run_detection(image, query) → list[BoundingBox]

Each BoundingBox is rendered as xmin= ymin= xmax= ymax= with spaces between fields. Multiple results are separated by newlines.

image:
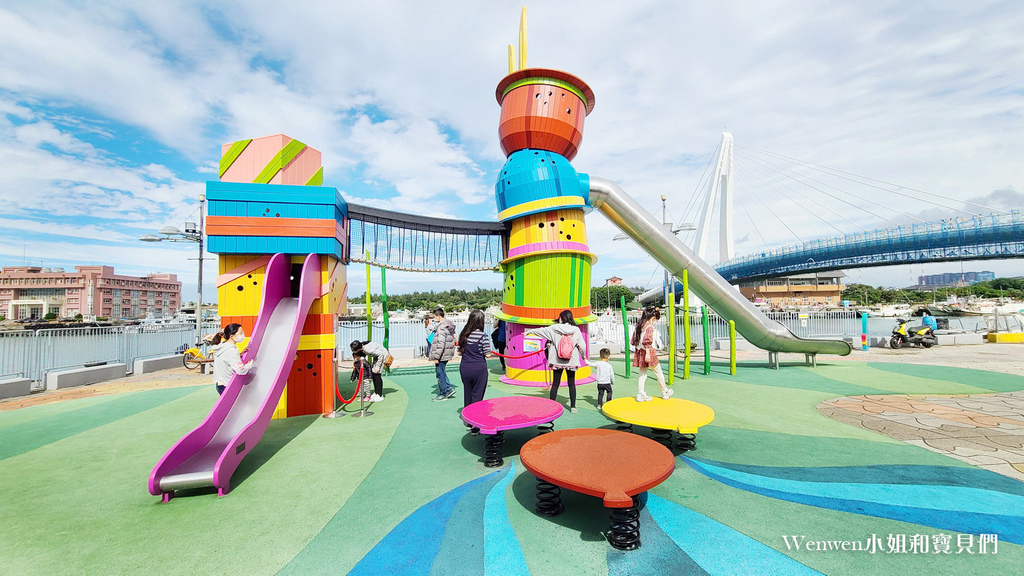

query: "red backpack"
xmin=556 ymin=333 xmax=575 ymax=360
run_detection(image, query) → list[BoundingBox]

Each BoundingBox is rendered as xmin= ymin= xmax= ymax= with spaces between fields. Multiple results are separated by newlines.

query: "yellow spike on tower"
xmin=508 ymin=44 xmax=516 ymax=74
xmin=518 ymin=7 xmax=528 ymax=70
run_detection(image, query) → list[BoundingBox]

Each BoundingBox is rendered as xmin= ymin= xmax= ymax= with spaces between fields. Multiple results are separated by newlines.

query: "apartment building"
xmin=0 ymin=265 xmax=180 ymax=320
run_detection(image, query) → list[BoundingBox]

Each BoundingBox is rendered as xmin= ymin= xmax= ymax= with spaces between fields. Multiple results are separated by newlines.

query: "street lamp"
xmin=612 ymin=195 xmax=696 ymax=305
xmin=140 ymin=194 xmax=206 ymax=358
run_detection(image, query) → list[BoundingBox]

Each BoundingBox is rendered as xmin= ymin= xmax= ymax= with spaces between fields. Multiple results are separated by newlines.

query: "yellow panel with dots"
xmin=217 ymin=254 xmax=266 ymax=318
xmin=508 ymin=208 xmax=587 ymax=249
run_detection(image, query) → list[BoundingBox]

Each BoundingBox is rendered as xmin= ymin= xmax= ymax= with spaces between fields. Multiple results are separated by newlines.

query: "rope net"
xmin=347 ymin=203 xmax=507 ymax=272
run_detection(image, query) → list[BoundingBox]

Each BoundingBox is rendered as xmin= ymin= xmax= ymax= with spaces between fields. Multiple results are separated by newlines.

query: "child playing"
xmin=631 ymin=306 xmax=672 ymax=402
xmin=592 ymin=348 xmax=615 ymax=409
xmin=350 ymin=357 xmax=373 ymax=402
xmin=349 ymin=340 xmax=393 ymax=402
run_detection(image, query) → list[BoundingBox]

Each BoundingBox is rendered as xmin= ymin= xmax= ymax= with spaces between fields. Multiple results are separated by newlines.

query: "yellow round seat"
xmin=602 ymin=397 xmax=715 ymax=434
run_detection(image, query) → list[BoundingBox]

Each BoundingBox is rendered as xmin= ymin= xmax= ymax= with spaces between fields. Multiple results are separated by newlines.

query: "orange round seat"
xmin=519 ymin=428 xmax=674 ymax=507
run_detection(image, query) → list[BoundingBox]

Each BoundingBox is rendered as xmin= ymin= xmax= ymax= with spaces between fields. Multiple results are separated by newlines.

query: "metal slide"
xmin=149 ymin=253 xmax=321 ymax=501
xmin=588 ymin=177 xmax=852 ymax=357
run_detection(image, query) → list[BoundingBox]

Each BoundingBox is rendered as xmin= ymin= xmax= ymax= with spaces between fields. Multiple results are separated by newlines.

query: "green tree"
xmin=590 ymin=285 xmax=637 ymax=311
xmin=44 ymin=312 xmax=58 ymax=320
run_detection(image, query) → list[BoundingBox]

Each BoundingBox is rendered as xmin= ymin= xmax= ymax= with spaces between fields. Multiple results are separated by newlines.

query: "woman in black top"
xmin=457 ymin=309 xmax=492 ymax=407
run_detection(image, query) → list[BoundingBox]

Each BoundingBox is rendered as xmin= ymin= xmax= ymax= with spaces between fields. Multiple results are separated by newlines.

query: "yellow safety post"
xmin=729 ymin=320 xmax=737 ymax=375
xmin=668 ymin=281 xmax=676 ymax=384
xmin=365 ymin=251 xmax=372 ymax=342
xmin=683 ymin=270 xmax=691 ymax=380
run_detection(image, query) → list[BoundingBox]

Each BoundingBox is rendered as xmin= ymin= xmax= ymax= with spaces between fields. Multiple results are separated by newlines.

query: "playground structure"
xmin=149 ymin=8 xmax=851 ymax=499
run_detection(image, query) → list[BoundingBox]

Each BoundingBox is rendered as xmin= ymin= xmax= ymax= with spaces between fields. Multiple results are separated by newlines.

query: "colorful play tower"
xmin=495 ymin=9 xmax=596 ymax=387
xmin=207 ymin=134 xmax=349 ymax=418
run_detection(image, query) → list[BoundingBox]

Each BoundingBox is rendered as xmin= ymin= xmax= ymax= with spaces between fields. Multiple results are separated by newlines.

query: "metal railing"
xmin=0 ymin=322 xmax=220 ymax=385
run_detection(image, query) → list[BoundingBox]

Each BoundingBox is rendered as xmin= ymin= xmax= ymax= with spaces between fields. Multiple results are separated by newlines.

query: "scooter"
xmin=890 ymin=318 xmax=937 ymax=349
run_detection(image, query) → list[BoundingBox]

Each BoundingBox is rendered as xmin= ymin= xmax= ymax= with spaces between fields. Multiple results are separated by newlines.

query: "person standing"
xmin=491 ymin=318 xmax=507 ymax=369
xmin=428 ymin=307 xmax=457 ymax=401
xmin=209 ymin=323 xmax=254 ymax=396
xmin=526 ymin=310 xmax=586 ymax=413
xmin=592 ymin=348 xmax=615 ymax=409
xmin=458 ymin=309 xmax=492 ymax=408
xmin=349 ymin=339 xmax=392 ymax=402
xmin=631 ymin=307 xmax=672 ymax=402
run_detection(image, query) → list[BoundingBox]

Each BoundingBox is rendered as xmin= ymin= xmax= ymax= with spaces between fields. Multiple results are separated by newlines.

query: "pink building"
xmin=0 ymin=266 xmax=180 ymax=320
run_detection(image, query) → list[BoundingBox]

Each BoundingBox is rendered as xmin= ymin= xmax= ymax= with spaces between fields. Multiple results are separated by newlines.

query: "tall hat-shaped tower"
xmin=495 ymin=9 xmax=597 ymax=386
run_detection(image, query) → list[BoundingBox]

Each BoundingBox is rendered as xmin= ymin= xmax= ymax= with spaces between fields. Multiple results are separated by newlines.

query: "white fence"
xmin=587 ymin=310 xmax=859 ymax=349
xmin=339 ymin=311 xmax=861 ymax=356
xmin=0 ymin=323 xmax=220 ymax=385
xmin=0 ymin=313 xmax=862 ymax=387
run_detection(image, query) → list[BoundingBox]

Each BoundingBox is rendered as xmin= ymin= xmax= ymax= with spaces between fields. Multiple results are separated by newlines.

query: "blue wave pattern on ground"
xmin=350 ymin=465 xmax=528 ymax=575
xmin=645 ymin=494 xmax=822 ymax=575
xmin=683 ymin=457 xmax=1024 ymax=545
xmin=483 ymin=462 xmax=530 ymax=576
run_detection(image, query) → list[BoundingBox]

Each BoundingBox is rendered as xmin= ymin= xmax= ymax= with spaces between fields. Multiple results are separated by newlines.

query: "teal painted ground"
xmin=0 ymin=359 xmax=1021 ymax=575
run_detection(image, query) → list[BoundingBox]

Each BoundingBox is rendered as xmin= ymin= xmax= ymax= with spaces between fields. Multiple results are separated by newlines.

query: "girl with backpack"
xmin=525 ymin=310 xmax=586 ymax=413
xmin=631 ymin=307 xmax=672 ymax=402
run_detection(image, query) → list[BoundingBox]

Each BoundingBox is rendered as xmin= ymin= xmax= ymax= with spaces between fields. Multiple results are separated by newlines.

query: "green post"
xmin=668 ymin=281 xmax=676 ymax=385
xmin=729 ymin=320 xmax=737 ymax=375
xmin=365 ymin=252 xmax=372 ymax=342
xmin=701 ymin=305 xmax=710 ymax=375
xmin=683 ymin=270 xmax=690 ymax=380
xmin=620 ymin=295 xmax=630 ymax=378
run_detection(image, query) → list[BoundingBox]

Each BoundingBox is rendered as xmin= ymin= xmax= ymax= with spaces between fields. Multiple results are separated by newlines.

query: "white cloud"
xmin=1 ymin=0 xmax=1022 ymax=295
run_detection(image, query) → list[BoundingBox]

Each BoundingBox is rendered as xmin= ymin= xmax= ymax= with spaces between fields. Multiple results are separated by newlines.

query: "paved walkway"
xmin=819 ymin=392 xmax=1024 ymax=481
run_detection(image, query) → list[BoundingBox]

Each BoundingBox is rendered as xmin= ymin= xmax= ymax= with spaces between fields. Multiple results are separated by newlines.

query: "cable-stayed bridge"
xmin=636 ymin=132 xmax=1024 ymax=303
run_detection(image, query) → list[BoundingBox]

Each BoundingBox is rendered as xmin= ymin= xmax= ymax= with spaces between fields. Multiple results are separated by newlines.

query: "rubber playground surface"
xmin=1 ymin=358 xmax=1022 ymax=575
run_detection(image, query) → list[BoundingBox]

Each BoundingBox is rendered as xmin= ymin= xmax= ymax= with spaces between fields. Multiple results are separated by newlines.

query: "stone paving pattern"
xmin=819 ymin=392 xmax=1024 ymax=481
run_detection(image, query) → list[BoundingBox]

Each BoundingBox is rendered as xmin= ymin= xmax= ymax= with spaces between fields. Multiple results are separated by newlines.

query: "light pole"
xmin=612 ymin=195 xmax=695 ymax=306
xmin=140 ymin=194 xmax=206 ymax=359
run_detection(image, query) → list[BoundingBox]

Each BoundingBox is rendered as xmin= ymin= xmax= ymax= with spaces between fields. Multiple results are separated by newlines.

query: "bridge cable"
xmin=736 ymin=143 xmax=1006 ymax=215
xmin=733 ymin=149 xmax=917 ymax=226
xmin=733 ymin=163 xmax=841 ymax=239
xmin=674 ymin=141 xmax=721 ymax=231
xmin=739 ymin=199 xmax=771 ymax=249
xmin=733 ymin=151 xmax=867 ymax=233
xmin=733 ymin=170 xmax=802 ymax=244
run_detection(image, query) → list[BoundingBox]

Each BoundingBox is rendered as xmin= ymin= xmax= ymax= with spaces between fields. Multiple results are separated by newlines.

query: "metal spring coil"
xmin=608 ymin=496 xmax=642 ymax=550
xmin=535 ymin=479 xmax=564 ymax=516
xmin=650 ymin=428 xmax=673 ymax=449
xmin=484 ymin=431 xmax=504 ymax=468
xmin=615 ymin=420 xmax=634 ymax=432
xmin=536 ymin=421 xmax=555 ymax=435
xmin=678 ymin=433 xmax=696 ymax=452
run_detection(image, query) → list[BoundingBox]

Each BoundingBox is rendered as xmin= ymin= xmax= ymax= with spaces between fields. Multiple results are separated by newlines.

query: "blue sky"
xmin=1 ymin=1 xmax=1022 ymax=305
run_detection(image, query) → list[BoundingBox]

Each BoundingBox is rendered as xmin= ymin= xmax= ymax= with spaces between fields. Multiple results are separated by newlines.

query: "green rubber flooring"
xmin=0 ymin=359 xmax=1020 ymax=575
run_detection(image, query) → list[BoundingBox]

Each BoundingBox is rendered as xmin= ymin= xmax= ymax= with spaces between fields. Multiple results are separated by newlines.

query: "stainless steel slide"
xmin=588 ymin=176 xmax=852 ymax=356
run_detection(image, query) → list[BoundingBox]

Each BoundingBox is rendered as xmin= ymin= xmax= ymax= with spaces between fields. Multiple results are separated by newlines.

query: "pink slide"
xmin=148 ymin=253 xmax=320 ymax=501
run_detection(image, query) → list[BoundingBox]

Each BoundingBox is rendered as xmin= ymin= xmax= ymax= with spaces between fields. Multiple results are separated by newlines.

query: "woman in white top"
xmin=209 ymin=323 xmax=254 ymax=395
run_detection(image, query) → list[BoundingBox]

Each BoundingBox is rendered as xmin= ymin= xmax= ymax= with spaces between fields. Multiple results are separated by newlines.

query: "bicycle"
xmin=181 ymin=347 xmax=214 ymax=370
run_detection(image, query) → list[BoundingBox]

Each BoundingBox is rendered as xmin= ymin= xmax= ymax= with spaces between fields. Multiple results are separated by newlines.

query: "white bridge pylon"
xmin=694 ymin=132 xmax=735 ymax=263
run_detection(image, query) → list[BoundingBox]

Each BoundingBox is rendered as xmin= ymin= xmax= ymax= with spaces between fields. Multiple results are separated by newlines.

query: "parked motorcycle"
xmin=890 ymin=318 xmax=937 ymax=349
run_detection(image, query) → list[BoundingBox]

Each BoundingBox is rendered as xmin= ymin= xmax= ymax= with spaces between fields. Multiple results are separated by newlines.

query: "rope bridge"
xmin=347 ymin=204 xmax=508 ymax=272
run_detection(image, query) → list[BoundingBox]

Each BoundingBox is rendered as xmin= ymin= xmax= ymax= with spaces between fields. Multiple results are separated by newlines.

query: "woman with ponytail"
xmin=209 ymin=323 xmax=254 ymax=395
